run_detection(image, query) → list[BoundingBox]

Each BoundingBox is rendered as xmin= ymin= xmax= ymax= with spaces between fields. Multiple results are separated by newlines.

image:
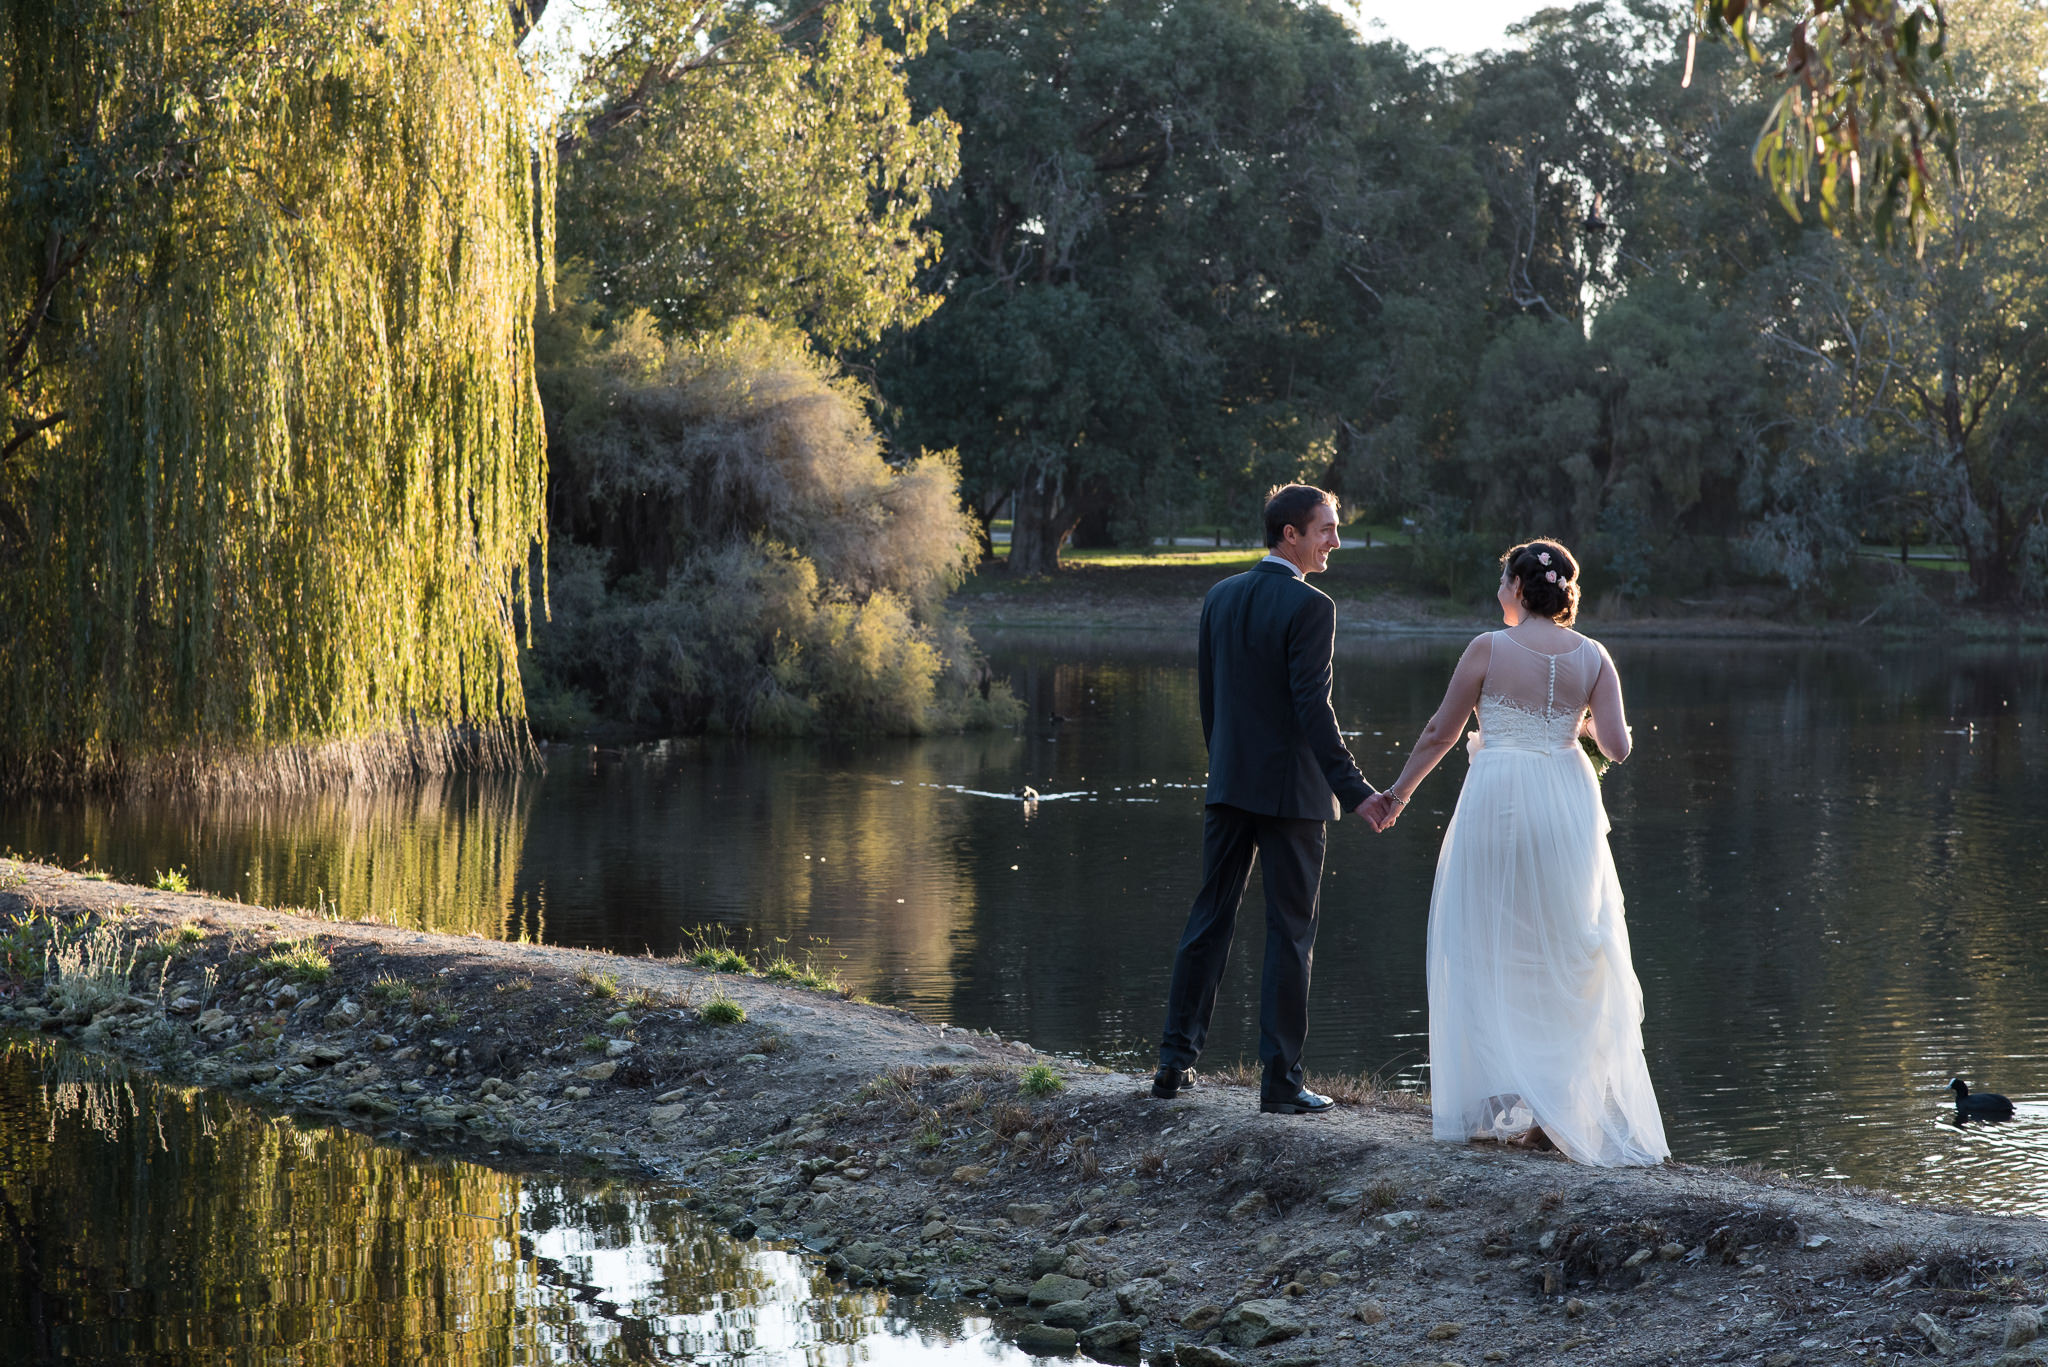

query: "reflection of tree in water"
xmin=0 ymin=775 xmax=537 ymax=939
xmin=0 ymin=1042 xmax=972 ymax=1364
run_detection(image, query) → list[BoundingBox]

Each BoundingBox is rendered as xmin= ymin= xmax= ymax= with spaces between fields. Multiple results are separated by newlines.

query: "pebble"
xmin=1007 ymin=1202 xmax=1058 ymax=1226
xmin=1173 ymin=1345 xmax=1242 ymax=1367
xmin=1226 ymin=1191 xmax=1268 ymax=1222
xmin=2010 ymin=1308 xmax=2044 ymax=1349
xmin=578 ymin=1061 xmax=618 ymax=1082
xmin=1042 ymin=1299 xmax=1093 ymax=1329
xmin=1351 ymin=1298 xmax=1388 ymax=1325
xmin=1377 ymin=1210 xmax=1419 ymax=1229
xmin=1080 ymin=1321 xmax=1142 ymax=1353
xmin=1181 ymin=1304 xmax=1225 ymax=1332
xmin=1117 ymin=1277 xmax=1167 ymax=1318
xmin=648 ymin=1104 xmax=689 ymax=1129
xmin=1914 ymin=1312 xmax=1958 ymax=1356
xmin=951 ymin=1165 xmax=990 ymax=1184
xmin=1656 ymin=1242 xmax=1685 ymax=1260
xmin=605 ymin=1039 xmax=635 ymax=1058
xmin=1564 ymin=1298 xmax=1588 ymax=1320
xmin=1425 ymin=1322 xmax=1462 ymax=1341
xmin=1027 ymin=1273 xmax=1094 ymax=1307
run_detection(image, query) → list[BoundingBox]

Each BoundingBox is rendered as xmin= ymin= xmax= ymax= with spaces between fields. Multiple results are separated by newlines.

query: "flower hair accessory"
xmin=1545 ymin=570 xmax=1558 ymax=583
xmin=1537 ymin=551 xmax=1552 ymax=566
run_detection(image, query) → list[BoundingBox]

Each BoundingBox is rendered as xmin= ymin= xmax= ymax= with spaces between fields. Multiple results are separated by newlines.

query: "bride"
xmin=1368 ymin=539 xmax=1667 ymax=1166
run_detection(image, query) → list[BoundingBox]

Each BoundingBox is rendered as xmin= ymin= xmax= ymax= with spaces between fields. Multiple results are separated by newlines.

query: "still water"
xmin=4 ymin=630 xmax=2046 ymax=1210
xmin=0 ymin=1039 xmax=1026 ymax=1365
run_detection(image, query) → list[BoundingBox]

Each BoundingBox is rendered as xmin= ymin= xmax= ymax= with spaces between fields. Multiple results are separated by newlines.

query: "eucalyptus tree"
xmin=879 ymin=0 xmax=1488 ymax=574
xmin=0 ymin=0 xmax=553 ymax=789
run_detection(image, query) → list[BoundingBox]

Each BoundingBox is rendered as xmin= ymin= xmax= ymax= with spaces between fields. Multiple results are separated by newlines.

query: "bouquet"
xmin=1578 ymin=732 xmax=1611 ymax=779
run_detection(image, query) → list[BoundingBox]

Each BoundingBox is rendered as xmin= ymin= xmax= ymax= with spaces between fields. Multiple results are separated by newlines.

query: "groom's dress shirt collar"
xmin=1258 ymin=553 xmax=1305 ymax=579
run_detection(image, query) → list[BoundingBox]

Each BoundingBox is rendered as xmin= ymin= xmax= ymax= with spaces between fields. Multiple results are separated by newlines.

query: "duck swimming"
xmin=1948 ymin=1077 xmax=2015 ymax=1121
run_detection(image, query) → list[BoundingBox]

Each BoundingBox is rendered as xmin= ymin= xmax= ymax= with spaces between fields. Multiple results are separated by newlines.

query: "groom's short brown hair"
xmin=1263 ymin=484 xmax=1339 ymax=548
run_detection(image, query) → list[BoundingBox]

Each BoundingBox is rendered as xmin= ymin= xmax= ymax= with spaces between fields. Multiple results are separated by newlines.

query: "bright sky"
xmin=1343 ymin=0 xmax=1566 ymax=56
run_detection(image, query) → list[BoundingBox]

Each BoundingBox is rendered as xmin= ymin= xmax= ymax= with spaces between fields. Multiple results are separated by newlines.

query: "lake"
xmin=0 ymin=1038 xmax=1030 ymax=1365
xmin=4 ymin=629 xmax=2046 ymax=1211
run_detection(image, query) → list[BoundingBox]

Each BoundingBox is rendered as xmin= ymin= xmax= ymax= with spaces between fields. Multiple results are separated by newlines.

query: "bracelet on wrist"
xmin=1386 ymin=791 xmax=1409 ymax=806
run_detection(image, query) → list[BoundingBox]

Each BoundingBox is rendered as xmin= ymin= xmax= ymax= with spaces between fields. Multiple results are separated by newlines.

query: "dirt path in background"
xmin=4 ymin=859 xmax=2045 ymax=1367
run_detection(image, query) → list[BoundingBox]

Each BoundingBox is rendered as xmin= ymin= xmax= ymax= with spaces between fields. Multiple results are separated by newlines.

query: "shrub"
xmin=699 ymin=993 xmax=746 ymax=1025
xmin=1018 ymin=1063 xmax=1064 ymax=1097
xmin=527 ymin=314 xmax=1018 ymax=737
xmin=152 ymin=867 xmax=190 ymax=893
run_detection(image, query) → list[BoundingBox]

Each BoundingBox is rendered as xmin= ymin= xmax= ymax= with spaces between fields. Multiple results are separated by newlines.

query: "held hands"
xmin=1358 ymin=791 xmax=1403 ymax=833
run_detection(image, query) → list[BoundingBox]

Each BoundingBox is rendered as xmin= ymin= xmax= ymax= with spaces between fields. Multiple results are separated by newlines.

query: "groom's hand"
xmin=1357 ymin=793 xmax=1396 ymax=832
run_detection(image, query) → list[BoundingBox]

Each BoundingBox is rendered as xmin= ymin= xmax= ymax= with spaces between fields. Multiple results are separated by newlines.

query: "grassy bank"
xmin=953 ymin=547 xmax=2048 ymax=641
xmin=3 ymin=860 xmax=2046 ymax=1367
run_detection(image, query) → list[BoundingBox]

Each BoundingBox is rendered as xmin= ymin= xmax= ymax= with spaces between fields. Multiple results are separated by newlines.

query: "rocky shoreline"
xmin=4 ymin=858 xmax=2046 ymax=1367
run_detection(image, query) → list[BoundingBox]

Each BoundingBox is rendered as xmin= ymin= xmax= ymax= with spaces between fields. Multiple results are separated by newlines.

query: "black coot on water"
xmin=1948 ymin=1077 xmax=2015 ymax=1121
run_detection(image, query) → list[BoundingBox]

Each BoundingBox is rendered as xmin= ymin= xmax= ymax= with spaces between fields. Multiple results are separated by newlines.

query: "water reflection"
xmin=0 ymin=1040 xmax=1026 ymax=1365
xmin=3 ymin=632 xmax=2047 ymax=1210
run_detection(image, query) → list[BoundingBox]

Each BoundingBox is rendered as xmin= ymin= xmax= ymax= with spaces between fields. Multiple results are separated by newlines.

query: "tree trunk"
xmin=1007 ymin=468 xmax=1079 ymax=576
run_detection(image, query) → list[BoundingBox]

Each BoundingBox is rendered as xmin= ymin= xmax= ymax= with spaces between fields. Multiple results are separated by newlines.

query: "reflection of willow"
xmin=0 ymin=1041 xmax=968 ymax=1365
xmin=9 ymin=774 xmax=539 ymax=940
xmin=0 ymin=1039 xmax=548 ymax=1364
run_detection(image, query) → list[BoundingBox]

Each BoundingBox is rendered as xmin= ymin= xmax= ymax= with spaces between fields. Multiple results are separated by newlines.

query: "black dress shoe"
xmin=1259 ymin=1087 xmax=1334 ymax=1115
xmin=1152 ymin=1066 xmax=1197 ymax=1099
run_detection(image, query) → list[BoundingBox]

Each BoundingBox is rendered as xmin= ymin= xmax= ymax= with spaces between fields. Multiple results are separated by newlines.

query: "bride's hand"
xmin=1465 ymin=728 xmax=1484 ymax=758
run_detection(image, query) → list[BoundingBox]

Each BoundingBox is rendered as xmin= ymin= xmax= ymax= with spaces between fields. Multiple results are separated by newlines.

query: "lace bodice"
xmin=1475 ymin=631 xmax=1598 ymax=753
xmin=1476 ymin=694 xmax=1584 ymax=751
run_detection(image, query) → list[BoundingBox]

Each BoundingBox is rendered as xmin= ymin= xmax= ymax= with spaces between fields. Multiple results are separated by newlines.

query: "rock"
xmin=1028 ymin=1274 xmax=1095 ymax=1307
xmin=1016 ymin=1325 xmax=1079 ymax=1354
xmin=1377 ymin=1210 xmax=1418 ymax=1229
xmin=648 ymin=1104 xmax=690 ymax=1129
xmin=1008 ymin=1202 xmax=1059 ymax=1227
xmin=562 ymin=1085 xmax=591 ymax=1100
xmin=166 ymin=995 xmax=201 ymax=1016
xmin=1225 ymin=1190 xmax=1268 ymax=1223
xmin=1173 ymin=1345 xmax=1242 ymax=1367
xmin=1564 ymin=1298 xmax=1588 ymax=1320
xmin=2010 ymin=1309 xmax=2044 ymax=1349
xmin=951 ymin=1165 xmax=990 ymax=1184
xmin=1763 ymin=1354 xmax=1797 ymax=1367
xmin=1914 ymin=1312 xmax=1957 ymax=1356
xmin=736 ymin=1052 xmax=768 ymax=1064
xmin=275 ymin=983 xmax=301 ymax=1004
xmin=1656 ymin=1242 xmax=1685 ymax=1261
xmin=1425 ymin=1322 xmax=1462 ymax=1341
xmin=370 ymin=1033 xmax=397 ymax=1050
xmin=1350 ymin=1298 xmax=1387 ymax=1325
xmin=578 ymin=1061 xmax=618 ymax=1082
xmin=1219 ymin=1299 xmax=1304 ymax=1349
xmin=888 ymin=1271 xmax=927 ymax=1295
xmin=1043 ymin=1299 xmax=1094 ymax=1329
xmin=1081 ymin=1321 xmax=1143 ymax=1353
xmin=920 ymin=1220 xmax=948 ymax=1241
xmin=1029 ymin=1248 xmax=1070 ymax=1277
xmin=729 ymin=1218 xmax=758 ymax=1240
xmin=605 ymin=1039 xmax=635 ymax=1058
xmin=240 ymin=1064 xmax=280 ymax=1084
xmin=990 ymin=1281 xmax=1032 ymax=1304
xmin=306 ymin=1044 xmax=346 ymax=1065
xmin=195 ymin=1008 xmax=233 ymax=1035
xmin=323 ymin=998 xmax=361 ymax=1029
xmin=1181 ymin=1304 xmax=1224 ymax=1333
xmin=344 ymin=1091 xmax=400 ymax=1118
xmin=1623 ymin=1248 xmax=1653 ymax=1268
xmin=654 ymin=1087 xmax=691 ymax=1103
xmin=1117 ymin=1277 xmax=1167 ymax=1318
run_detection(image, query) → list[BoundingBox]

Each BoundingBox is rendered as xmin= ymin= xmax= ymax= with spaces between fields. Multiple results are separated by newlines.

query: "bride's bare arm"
xmin=1585 ymin=643 xmax=1631 ymax=762
xmin=1385 ymin=635 xmax=1491 ymax=804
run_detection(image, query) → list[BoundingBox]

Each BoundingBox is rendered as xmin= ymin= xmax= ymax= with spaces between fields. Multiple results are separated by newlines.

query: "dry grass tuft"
xmin=1135 ymin=1150 xmax=1166 ymax=1179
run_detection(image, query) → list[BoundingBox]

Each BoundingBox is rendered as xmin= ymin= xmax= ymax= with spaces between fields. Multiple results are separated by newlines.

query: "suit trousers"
xmin=1158 ymin=802 xmax=1327 ymax=1098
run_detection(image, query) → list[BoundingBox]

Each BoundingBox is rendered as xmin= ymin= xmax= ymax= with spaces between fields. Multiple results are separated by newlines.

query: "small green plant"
xmin=761 ymin=954 xmax=844 ymax=993
xmin=579 ymin=968 xmax=620 ymax=1000
xmin=700 ymin=993 xmax=746 ymax=1026
xmin=623 ymin=986 xmax=660 ymax=1010
xmin=692 ymin=944 xmax=751 ymax=974
xmin=1363 ymin=1178 xmax=1403 ymax=1212
xmin=151 ymin=867 xmax=190 ymax=893
xmin=916 ymin=1111 xmax=946 ymax=1151
xmin=47 ymin=924 xmax=137 ymax=1017
xmin=79 ymin=869 xmax=111 ymax=882
xmin=581 ymin=1034 xmax=606 ymax=1052
xmin=369 ymin=976 xmax=411 ymax=1005
xmin=0 ymin=909 xmax=59 ymax=984
xmin=1018 ymin=1063 xmax=1064 ymax=1098
xmin=496 ymin=975 xmax=534 ymax=994
xmin=256 ymin=938 xmax=331 ymax=986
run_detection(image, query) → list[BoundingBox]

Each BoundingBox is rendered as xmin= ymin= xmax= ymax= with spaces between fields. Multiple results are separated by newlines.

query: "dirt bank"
xmin=3 ymin=859 xmax=2045 ymax=1367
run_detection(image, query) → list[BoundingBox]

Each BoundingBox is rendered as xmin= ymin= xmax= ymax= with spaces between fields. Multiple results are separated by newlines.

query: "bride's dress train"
xmin=1426 ymin=634 xmax=1667 ymax=1167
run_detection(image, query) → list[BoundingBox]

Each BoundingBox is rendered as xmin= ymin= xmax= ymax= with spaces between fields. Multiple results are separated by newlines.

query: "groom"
xmin=1153 ymin=485 xmax=1393 ymax=1114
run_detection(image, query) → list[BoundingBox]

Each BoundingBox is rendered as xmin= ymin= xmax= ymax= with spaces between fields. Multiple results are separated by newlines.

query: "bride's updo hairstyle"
xmin=1502 ymin=539 xmax=1581 ymax=626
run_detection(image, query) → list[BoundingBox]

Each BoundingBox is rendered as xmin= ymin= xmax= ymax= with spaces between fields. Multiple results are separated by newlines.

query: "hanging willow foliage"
xmin=0 ymin=0 xmax=553 ymax=791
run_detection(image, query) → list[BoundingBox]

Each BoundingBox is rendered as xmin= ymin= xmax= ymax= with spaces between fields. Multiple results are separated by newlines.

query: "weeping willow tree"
xmin=0 ymin=0 xmax=553 ymax=791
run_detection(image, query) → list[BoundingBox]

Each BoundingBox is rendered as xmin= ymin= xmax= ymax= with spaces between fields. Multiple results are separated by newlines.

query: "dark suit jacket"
xmin=1199 ymin=560 xmax=1372 ymax=821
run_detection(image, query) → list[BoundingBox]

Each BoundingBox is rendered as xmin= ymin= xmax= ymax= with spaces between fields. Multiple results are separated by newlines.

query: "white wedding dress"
xmin=1425 ymin=631 xmax=1668 ymax=1166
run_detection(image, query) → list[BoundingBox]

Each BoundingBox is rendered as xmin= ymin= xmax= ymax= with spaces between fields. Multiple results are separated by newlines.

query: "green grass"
xmin=1018 ymin=1063 xmax=1064 ymax=1097
xmin=760 ymin=954 xmax=844 ymax=993
xmin=581 ymin=1034 xmax=606 ymax=1052
xmin=369 ymin=976 xmax=411 ymax=1006
xmin=152 ymin=867 xmax=190 ymax=893
xmin=699 ymin=993 xmax=746 ymax=1026
xmin=691 ymin=944 xmax=751 ymax=974
xmin=579 ymin=969 xmax=620 ymax=1000
xmin=256 ymin=938 xmax=331 ymax=986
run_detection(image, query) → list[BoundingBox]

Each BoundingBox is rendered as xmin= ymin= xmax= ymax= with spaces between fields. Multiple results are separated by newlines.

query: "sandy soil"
xmin=4 ymin=859 xmax=2045 ymax=1367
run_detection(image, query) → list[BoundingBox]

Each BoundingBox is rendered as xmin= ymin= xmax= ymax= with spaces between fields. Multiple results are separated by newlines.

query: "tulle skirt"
xmin=1425 ymin=743 xmax=1668 ymax=1166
